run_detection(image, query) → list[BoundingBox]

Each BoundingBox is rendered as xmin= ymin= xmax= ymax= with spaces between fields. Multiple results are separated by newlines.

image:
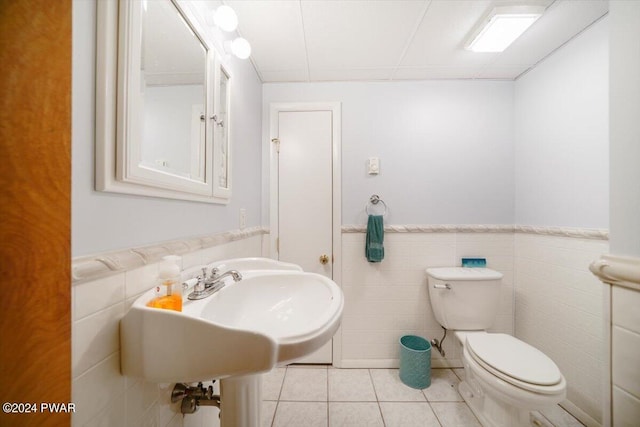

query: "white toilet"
xmin=426 ymin=267 xmax=566 ymax=427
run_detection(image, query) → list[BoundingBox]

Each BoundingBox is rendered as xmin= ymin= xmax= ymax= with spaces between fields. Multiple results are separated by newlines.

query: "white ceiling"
xmin=225 ymin=0 xmax=609 ymax=82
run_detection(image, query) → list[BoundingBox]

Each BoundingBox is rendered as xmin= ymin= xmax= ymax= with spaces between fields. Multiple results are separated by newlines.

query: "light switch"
xmin=368 ymin=157 xmax=380 ymax=175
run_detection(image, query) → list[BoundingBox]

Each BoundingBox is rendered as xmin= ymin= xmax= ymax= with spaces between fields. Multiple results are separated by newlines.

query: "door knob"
xmin=319 ymin=254 xmax=329 ymax=265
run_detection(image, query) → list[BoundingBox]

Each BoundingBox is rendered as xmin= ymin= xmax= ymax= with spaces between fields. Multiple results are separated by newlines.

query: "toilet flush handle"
xmin=433 ymin=283 xmax=451 ymax=290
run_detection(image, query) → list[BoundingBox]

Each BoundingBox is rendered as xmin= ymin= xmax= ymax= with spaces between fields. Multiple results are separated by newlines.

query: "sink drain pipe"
xmin=172 ymin=382 xmax=221 ymax=415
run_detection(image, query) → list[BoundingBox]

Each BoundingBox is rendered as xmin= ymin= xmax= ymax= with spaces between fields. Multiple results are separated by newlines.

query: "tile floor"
xmin=261 ymin=366 xmax=584 ymax=427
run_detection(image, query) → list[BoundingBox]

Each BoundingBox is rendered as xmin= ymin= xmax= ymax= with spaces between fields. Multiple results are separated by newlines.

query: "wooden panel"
xmin=0 ymin=1 xmax=71 ymax=426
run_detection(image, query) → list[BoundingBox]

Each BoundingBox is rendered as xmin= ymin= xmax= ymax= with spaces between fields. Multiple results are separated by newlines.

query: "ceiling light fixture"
xmin=465 ymin=5 xmax=545 ymax=53
xmin=213 ymin=5 xmax=238 ymax=32
xmin=208 ymin=4 xmax=251 ymax=60
xmin=230 ymin=37 xmax=251 ymax=59
xmin=223 ymin=37 xmax=252 ymax=60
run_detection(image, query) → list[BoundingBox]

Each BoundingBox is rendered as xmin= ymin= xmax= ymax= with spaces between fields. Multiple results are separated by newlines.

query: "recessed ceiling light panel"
xmin=465 ymin=5 xmax=545 ymax=53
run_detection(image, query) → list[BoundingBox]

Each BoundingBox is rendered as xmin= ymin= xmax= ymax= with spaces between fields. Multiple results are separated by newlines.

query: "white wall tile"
xmin=136 ymin=404 xmax=158 ymax=427
xmin=84 ymin=393 xmax=126 ymax=427
xmin=73 ymin=302 xmax=125 ymax=377
xmin=514 ymin=233 xmax=608 ymax=424
xmin=261 ymin=233 xmax=271 ymax=258
xmin=612 ymin=285 xmax=640 ymax=333
xmin=72 ymin=235 xmax=260 ymax=427
xmin=612 ymin=326 xmax=640 ymax=399
xmin=157 ymin=383 xmax=184 ymax=427
xmin=488 ymin=314 xmax=514 ymax=335
xmin=74 ymin=273 xmax=125 ymax=321
xmin=200 ymin=246 xmax=226 ymax=264
xmin=126 ymin=380 xmax=161 ymax=427
xmin=72 ymin=353 xmax=125 ymax=426
xmin=125 ymin=264 xmax=159 ymax=299
xmin=181 ymin=250 xmax=203 ymax=270
xmin=340 ymin=231 xmax=514 ymax=367
xmin=613 ymin=386 xmax=640 ymax=427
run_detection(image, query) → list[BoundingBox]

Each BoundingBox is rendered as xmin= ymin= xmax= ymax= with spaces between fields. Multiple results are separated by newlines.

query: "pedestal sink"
xmin=120 ymin=265 xmax=343 ymax=426
xmin=209 ymin=257 xmax=303 ymax=272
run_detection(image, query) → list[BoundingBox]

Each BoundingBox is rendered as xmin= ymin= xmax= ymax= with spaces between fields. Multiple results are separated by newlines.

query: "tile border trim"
xmin=515 ymin=225 xmax=609 ymax=240
xmin=342 ymin=224 xmax=514 ymax=233
xmin=72 ymin=226 xmax=268 ymax=284
xmin=72 ymin=224 xmax=608 ymax=284
xmin=341 ymin=224 xmax=609 ymax=240
xmin=590 ymin=254 xmax=640 ymax=292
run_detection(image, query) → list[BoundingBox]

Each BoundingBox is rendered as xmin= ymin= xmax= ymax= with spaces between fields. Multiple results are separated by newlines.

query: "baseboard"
xmin=432 ymin=358 xmax=464 ymax=369
xmin=337 ymin=358 xmax=463 ymax=369
xmin=560 ymin=399 xmax=601 ymax=427
xmin=339 ymin=359 xmax=398 ymax=369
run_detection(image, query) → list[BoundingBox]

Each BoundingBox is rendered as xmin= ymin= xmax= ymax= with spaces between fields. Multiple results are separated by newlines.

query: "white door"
xmin=277 ymin=110 xmax=333 ymax=363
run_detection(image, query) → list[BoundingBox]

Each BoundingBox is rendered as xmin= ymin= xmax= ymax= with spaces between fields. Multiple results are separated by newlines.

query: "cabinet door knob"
xmin=319 ymin=254 xmax=329 ymax=265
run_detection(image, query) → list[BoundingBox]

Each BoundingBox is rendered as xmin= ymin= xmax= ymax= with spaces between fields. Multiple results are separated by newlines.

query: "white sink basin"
xmin=120 ymin=270 xmax=343 ymax=383
xmin=209 ymin=257 xmax=303 ymax=272
xmin=201 ymin=271 xmax=343 ymax=364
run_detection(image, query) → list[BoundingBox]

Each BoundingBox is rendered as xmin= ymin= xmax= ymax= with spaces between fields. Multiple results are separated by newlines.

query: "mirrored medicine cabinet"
xmin=96 ymin=0 xmax=232 ymax=203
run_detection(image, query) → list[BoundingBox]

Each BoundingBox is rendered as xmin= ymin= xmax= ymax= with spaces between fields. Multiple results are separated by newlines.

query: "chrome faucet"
xmin=187 ymin=268 xmax=242 ymax=300
xmin=203 ymin=267 xmax=220 ymax=288
xmin=212 ymin=269 xmax=242 ymax=284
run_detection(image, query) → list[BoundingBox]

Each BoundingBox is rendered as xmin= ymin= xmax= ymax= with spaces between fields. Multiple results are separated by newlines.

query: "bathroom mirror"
xmin=139 ymin=0 xmax=206 ymax=182
xmin=96 ymin=0 xmax=230 ymax=203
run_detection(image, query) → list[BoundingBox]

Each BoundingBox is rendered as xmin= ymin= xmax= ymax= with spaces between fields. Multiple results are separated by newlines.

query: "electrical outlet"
xmin=239 ymin=208 xmax=247 ymax=230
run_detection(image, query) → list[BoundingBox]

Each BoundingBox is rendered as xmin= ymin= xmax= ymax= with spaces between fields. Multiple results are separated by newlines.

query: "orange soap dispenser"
xmin=147 ymin=256 xmax=182 ymax=312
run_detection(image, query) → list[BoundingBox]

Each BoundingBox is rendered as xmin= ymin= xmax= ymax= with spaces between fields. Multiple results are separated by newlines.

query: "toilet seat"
xmin=466 ymin=333 xmax=565 ymax=394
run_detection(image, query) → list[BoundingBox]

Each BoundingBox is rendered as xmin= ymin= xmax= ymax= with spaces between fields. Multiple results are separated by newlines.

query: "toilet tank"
xmin=426 ymin=267 xmax=503 ymax=330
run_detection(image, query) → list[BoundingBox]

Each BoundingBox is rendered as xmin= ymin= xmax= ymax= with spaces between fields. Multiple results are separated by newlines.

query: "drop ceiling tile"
xmin=260 ymin=69 xmax=309 ymax=83
xmin=478 ymin=66 xmax=529 ymax=80
xmin=228 ymin=1 xmax=308 ymax=72
xmin=401 ymin=0 xmax=496 ymax=67
xmin=489 ymin=0 xmax=608 ymax=68
xmin=301 ymin=0 xmax=426 ymax=69
xmin=392 ymin=67 xmax=486 ymax=80
xmin=216 ymin=0 xmax=607 ymax=83
xmin=309 ymin=68 xmax=394 ymax=82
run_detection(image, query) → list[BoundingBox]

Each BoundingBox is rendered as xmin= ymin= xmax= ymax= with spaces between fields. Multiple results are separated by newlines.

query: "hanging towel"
xmin=365 ymin=214 xmax=384 ymax=263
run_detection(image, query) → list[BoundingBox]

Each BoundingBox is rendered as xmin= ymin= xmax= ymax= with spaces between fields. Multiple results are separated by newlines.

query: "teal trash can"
xmin=399 ymin=335 xmax=431 ymax=389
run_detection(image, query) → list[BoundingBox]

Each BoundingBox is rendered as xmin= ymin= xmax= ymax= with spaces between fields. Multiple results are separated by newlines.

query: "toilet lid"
xmin=466 ymin=334 xmax=562 ymax=386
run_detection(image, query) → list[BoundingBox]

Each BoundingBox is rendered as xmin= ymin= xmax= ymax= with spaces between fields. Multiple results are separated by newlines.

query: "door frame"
xmin=269 ymin=102 xmax=342 ymax=366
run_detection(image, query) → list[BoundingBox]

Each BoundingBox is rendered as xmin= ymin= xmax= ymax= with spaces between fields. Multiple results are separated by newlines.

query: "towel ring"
xmin=365 ymin=194 xmax=387 ymax=216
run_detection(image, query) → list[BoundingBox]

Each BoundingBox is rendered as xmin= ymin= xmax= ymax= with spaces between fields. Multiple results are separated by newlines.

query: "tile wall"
xmin=72 ymin=228 xmax=608 ymax=426
xmin=339 ymin=231 xmax=515 ymax=368
xmin=71 ymin=234 xmax=264 ymax=427
xmin=514 ymin=233 xmax=609 ymax=426
xmin=610 ymin=285 xmax=640 ymax=425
